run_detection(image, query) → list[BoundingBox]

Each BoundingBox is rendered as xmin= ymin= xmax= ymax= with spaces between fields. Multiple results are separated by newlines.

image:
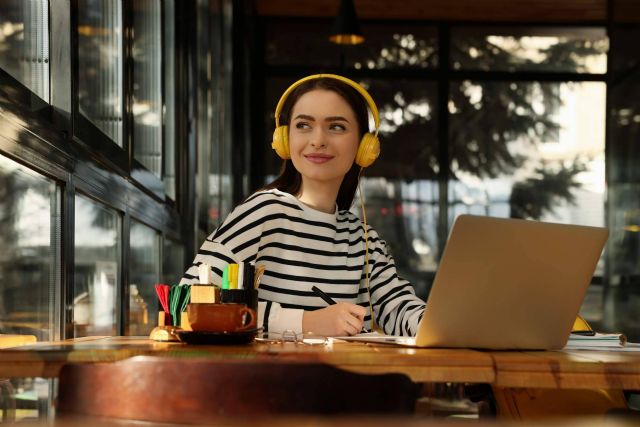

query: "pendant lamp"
xmin=329 ymin=0 xmax=364 ymax=45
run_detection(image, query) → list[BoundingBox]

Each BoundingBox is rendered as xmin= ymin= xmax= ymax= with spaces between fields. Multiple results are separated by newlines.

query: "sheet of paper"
xmin=563 ymin=332 xmax=637 ymax=351
xmin=566 ymin=332 xmax=626 ymax=347
xmin=331 ymin=332 xmax=416 ymax=346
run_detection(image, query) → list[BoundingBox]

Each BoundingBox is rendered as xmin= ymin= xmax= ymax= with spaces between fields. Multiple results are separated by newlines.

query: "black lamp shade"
xmin=329 ymin=0 xmax=364 ymax=45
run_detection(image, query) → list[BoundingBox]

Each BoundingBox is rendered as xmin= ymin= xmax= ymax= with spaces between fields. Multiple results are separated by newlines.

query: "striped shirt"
xmin=180 ymin=189 xmax=425 ymax=336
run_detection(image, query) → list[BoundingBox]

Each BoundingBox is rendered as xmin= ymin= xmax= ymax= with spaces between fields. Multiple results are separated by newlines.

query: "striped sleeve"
xmin=364 ymin=227 xmax=425 ymax=336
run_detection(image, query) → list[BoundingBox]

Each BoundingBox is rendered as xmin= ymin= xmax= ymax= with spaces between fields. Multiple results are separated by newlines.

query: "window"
xmin=0 ymin=154 xmax=59 ymax=341
xmin=449 ymin=80 xmax=606 ymax=263
xmin=163 ymin=0 xmax=177 ymax=199
xmin=358 ymin=78 xmax=439 ymax=298
xmin=128 ymin=220 xmax=159 ymax=336
xmin=77 ymin=0 xmax=124 ymax=146
xmin=74 ymin=195 xmax=120 ymax=337
xmin=451 ymin=26 xmax=608 ymax=73
xmin=197 ymin=0 xmax=233 ymax=232
xmin=606 ymin=23 xmax=640 ymax=339
xmin=163 ymin=237 xmax=185 ymax=285
xmin=0 ymin=0 xmax=50 ymax=101
xmin=265 ymin=21 xmax=438 ymax=69
xmin=132 ymin=0 xmax=162 ymax=177
xmin=347 ymin=23 xmax=438 ymax=70
xmin=262 ymin=23 xmax=609 ymax=306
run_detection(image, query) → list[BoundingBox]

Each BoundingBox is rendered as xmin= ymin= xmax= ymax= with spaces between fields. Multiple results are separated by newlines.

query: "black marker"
xmin=311 ymin=286 xmax=370 ymax=333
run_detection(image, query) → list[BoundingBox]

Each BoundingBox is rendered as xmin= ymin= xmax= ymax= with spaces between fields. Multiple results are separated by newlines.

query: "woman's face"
xmin=288 ymin=89 xmax=360 ymax=192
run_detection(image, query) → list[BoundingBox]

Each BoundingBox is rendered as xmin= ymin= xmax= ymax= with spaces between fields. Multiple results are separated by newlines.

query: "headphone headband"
xmin=274 ymin=74 xmax=380 ymax=134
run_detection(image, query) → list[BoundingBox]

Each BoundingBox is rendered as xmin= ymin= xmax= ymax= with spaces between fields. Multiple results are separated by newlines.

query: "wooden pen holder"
xmin=180 ymin=311 xmax=192 ymax=331
xmin=191 ymin=285 xmax=221 ymax=304
xmin=149 ymin=312 xmax=179 ymax=342
xmin=221 ymin=289 xmax=258 ymax=312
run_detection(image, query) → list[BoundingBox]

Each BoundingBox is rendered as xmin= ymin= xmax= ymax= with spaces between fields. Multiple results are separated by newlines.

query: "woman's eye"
xmin=295 ymin=122 xmax=311 ymax=130
xmin=329 ymin=123 xmax=346 ymax=131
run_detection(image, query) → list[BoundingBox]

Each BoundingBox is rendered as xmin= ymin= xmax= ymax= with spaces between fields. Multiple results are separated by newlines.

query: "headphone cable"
xmin=358 ymin=168 xmax=380 ymax=333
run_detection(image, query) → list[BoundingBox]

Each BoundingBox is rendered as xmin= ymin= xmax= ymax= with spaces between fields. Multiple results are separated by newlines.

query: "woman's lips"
xmin=304 ymin=154 xmax=334 ymax=164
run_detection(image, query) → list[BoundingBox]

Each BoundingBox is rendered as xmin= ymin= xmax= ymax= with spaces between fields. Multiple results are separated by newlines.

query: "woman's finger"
xmin=344 ymin=313 xmax=363 ymax=334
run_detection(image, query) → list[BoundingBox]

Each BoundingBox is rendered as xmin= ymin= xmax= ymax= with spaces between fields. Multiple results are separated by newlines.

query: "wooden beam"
xmin=613 ymin=0 xmax=640 ymax=23
xmin=255 ymin=0 xmax=608 ymax=23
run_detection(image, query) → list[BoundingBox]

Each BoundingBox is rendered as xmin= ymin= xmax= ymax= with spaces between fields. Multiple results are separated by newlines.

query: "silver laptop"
xmin=340 ymin=215 xmax=608 ymax=350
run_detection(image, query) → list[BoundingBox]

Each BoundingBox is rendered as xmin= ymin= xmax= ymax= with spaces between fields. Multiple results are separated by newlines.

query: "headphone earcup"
xmin=355 ymin=133 xmax=380 ymax=168
xmin=271 ymin=125 xmax=291 ymax=159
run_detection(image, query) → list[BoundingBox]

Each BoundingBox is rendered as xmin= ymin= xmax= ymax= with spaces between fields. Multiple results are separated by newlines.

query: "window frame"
xmin=0 ymin=0 xmax=195 ymax=340
xmin=258 ymin=18 xmax=610 ymax=290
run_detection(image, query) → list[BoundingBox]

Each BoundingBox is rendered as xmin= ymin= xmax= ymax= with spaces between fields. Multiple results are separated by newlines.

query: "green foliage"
xmin=508 ymin=159 xmax=588 ymax=220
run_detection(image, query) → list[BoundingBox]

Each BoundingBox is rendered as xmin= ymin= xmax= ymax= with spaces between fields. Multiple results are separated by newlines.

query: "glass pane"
xmin=607 ymin=185 xmax=640 ymax=337
xmin=0 ymin=154 xmax=58 ymax=341
xmin=358 ymin=177 xmax=439 ymax=300
xmin=266 ymin=21 xmax=438 ymax=69
xmin=0 ymin=0 xmax=49 ymax=101
xmin=77 ymin=0 xmax=123 ymax=146
xmin=74 ymin=195 xmax=120 ymax=337
xmin=451 ymin=26 xmax=608 ymax=73
xmin=265 ymin=20 xmax=342 ymax=68
xmin=448 ymin=80 xmax=606 ymax=324
xmin=2 ymin=378 xmax=54 ymax=422
xmin=128 ymin=221 xmax=159 ymax=336
xmin=199 ymin=0 xmax=233 ymax=233
xmin=163 ymin=0 xmax=176 ymax=199
xmin=347 ymin=23 xmax=438 ymax=69
xmin=361 ymin=79 xmax=438 ymax=181
xmin=133 ymin=0 xmax=162 ymax=177
xmin=358 ymin=79 xmax=439 ymax=299
xmin=162 ymin=238 xmax=184 ymax=285
xmin=605 ymin=24 xmax=640 ymax=341
xmin=448 ymin=81 xmax=605 ymax=226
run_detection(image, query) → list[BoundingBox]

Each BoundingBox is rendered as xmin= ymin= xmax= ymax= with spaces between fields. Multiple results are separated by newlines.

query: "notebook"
xmin=337 ymin=215 xmax=608 ymax=350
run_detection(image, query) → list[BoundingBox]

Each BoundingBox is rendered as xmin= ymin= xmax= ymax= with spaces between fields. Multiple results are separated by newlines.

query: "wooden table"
xmin=0 ymin=334 xmax=37 ymax=349
xmin=0 ymin=336 xmax=495 ymax=384
xmin=14 ymin=415 xmax=638 ymax=427
xmin=1 ymin=336 xmax=640 ymax=391
xmin=492 ymin=350 xmax=640 ymax=389
xmin=2 ymin=336 xmax=640 ymax=420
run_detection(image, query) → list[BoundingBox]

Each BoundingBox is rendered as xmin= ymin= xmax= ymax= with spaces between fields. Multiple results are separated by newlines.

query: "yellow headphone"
xmin=272 ymin=74 xmax=381 ymax=168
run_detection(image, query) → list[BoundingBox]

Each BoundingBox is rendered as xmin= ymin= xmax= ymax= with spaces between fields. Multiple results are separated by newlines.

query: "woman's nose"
xmin=310 ymin=130 xmax=326 ymax=147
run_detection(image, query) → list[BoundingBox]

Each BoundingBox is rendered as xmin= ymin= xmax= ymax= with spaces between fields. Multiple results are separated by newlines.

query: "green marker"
xmin=222 ymin=265 xmax=230 ymax=289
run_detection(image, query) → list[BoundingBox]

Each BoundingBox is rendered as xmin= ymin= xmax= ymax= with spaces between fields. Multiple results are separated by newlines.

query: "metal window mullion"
xmin=42 ymin=0 xmax=50 ymax=102
xmin=50 ymin=180 xmax=62 ymax=341
xmin=112 ymin=0 xmax=117 ymax=143
xmin=106 ymin=0 xmax=110 ymax=137
xmin=145 ymin=1 xmax=149 ymax=168
xmin=151 ymin=0 xmax=155 ymax=168
xmin=29 ymin=0 xmax=36 ymax=95
xmin=156 ymin=0 xmax=162 ymax=174
xmin=26 ymin=0 xmax=34 ymax=93
xmin=119 ymin=211 xmax=129 ymax=336
xmin=161 ymin=0 xmax=167 ymax=182
xmin=99 ymin=0 xmax=106 ymax=137
xmin=62 ymin=178 xmax=75 ymax=339
xmin=115 ymin=0 xmax=120 ymax=145
xmin=436 ymin=24 xmax=450 ymax=261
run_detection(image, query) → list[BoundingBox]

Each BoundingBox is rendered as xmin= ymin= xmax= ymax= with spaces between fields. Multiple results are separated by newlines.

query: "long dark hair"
xmin=261 ymin=77 xmax=370 ymax=211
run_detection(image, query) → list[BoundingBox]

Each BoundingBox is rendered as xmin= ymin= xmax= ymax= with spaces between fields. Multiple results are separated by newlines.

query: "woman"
xmin=180 ymin=74 xmax=425 ymax=337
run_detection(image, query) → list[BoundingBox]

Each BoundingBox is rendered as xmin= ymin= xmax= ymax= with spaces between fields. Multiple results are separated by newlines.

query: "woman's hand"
xmin=302 ymin=302 xmax=367 ymax=336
